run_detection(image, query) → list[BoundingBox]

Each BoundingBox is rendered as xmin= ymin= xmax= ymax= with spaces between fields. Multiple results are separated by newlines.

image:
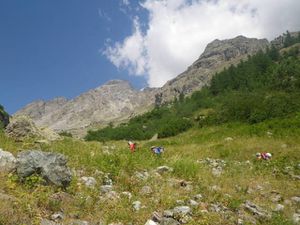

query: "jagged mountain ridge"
xmin=15 ymin=35 xmax=273 ymax=135
xmin=156 ymin=35 xmax=269 ymax=104
xmin=15 ymin=80 xmax=156 ymax=135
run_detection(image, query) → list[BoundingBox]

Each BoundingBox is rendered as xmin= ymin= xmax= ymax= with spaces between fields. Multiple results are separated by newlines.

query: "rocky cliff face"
xmin=157 ymin=36 xmax=269 ymax=103
xmin=15 ymin=35 xmax=271 ymax=135
xmin=15 ymin=80 xmax=156 ymax=136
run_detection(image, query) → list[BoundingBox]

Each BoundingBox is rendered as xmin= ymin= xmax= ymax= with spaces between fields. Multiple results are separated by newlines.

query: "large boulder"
xmin=16 ymin=150 xmax=72 ymax=187
xmin=5 ymin=116 xmax=60 ymax=141
xmin=0 ymin=149 xmax=17 ymax=172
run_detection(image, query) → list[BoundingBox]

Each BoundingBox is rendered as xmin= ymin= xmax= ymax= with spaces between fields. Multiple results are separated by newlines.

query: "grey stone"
xmin=193 ymin=194 xmax=203 ymax=201
xmin=163 ymin=210 xmax=174 ymax=218
xmin=69 ymin=220 xmax=89 ymax=225
xmin=0 ymin=149 xmax=16 ymax=172
xmin=132 ymin=201 xmax=142 ymax=211
xmin=144 ymin=220 xmax=158 ymax=225
xmin=134 ymin=171 xmax=150 ymax=180
xmin=100 ymin=185 xmax=113 ymax=193
xmin=156 ymin=166 xmax=174 ymax=174
xmin=270 ymin=192 xmax=282 ymax=202
xmin=101 ymin=191 xmax=120 ymax=201
xmin=160 ymin=217 xmax=180 ymax=225
xmin=140 ymin=186 xmax=153 ymax=195
xmin=16 ymin=150 xmax=72 ymax=187
xmin=212 ymin=167 xmax=222 ymax=177
xmin=224 ymin=137 xmax=233 ymax=141
xmin=188 ymin=199 xmax=199 ymax=207
xmin=243 ymin=201 xmax=270 ymax=219
xmin=103 ymin=174 xmax=113 ymax=185
xmin=80 ymin=176 xmax=96 ymax=188
xmin=173 ymin=206 xmax=192 ymax=218
xmin=151 ymin=211 xmax=162 ymax=223
xmin=273 ymin=204 xmax=284 ymax=212
xmin=293 ymin=213 xmax=300 ymax=224
xmin=40 ymin=219 xmax=58 ymax=225
xmin=175 ymin=200 xmax=185 ymax=205
xmin=291 ymin=196 xmax=300 ymax=203
xmin=51 ymin=212 xmax=64 ymax=221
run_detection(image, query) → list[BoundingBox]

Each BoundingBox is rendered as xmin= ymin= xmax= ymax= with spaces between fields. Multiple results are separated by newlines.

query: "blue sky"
xmin=1 ymin=0 xmax=300 ymax=114
xmin=0 ymin=0 xmax=147 ymax=113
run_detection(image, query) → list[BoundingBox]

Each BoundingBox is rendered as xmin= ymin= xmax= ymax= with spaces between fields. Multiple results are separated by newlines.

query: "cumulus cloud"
xmin=104 ymin=0 xmax=300 ymax=87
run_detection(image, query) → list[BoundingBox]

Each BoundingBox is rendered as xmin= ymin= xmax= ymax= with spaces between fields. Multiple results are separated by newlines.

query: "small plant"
xmin=24 ymin=174 xmax=45 ymax=189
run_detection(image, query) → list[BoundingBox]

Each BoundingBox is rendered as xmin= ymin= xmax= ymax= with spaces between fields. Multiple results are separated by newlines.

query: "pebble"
xmin=132 ymin=201 xmax=142 ymax=211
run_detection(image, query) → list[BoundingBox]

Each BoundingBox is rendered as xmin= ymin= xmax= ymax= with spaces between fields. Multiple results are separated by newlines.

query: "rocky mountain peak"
xmin=158 ymin=35 xmax=269 ymax=103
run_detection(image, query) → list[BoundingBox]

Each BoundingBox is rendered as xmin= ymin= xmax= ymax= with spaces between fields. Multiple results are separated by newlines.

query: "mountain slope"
xmin=15 ymin=35 xmax=272 ymax=135
xmin=15 ymin=80 xmax=156 ymax=135
xmin=157 ymin=36 xmax=269 ymax=104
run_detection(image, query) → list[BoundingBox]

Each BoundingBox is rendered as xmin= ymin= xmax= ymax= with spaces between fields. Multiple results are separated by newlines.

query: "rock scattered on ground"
xmin=0 ymin=148 xmax=17 ymax=172
xmin=243 ymin=200 xmax=271 ymax=219
xmin=16 ymin=150 xmax=72 ymax=187
xmin=80 ymin=176 xmax=97 ymax=188
xmin=100 ymin=185 xmax=113 ymax=194
xmin=156 ymin=166 xmax=174 ymax=174
xmin=132 ymin=201 xmax=142 ymax=211
xmin=293 ymin=213 xmax=300 ymax=224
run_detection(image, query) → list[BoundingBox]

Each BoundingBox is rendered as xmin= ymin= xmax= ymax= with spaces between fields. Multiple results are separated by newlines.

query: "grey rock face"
xmin=5 ymin=116 xmax=60 ymax=141
xmin=15 ymin=80 xmax=156 ymax=137
xmin=158 ymin=36 xmax=269 ymax=103
xmin=0 ymin=149 xmax=17 ymax=172
xmin=16 ymin=150 xmax=72 ymax=187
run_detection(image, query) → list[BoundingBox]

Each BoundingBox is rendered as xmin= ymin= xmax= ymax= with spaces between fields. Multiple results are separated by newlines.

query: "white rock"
xmin=188 ymin=199 xmax=199 ymax=207
xmin=0 ymin=149 xmax=17 ymax=172
xmin=224 ymin=137 xmax=233 ymax=141
xmin=100 ymin=185 xmax=113 ymax=193
xmin=121 ymin=191 xmax=132 ymax=199
xmin=293 ymin=213 xmax=300 ymax=224
xmin=132 ymin=201 xmax=142 ymax=211
xmin=144 ymin=220 xmax=158 ymax=225
xmin=156 ymin=166 xmax=173 ymax=174
xmin=291 ymin=196 xmax=300 ymax=203
xmin=273 ymin=204 xmax=284 ymax=212
xmin=80 ymin=176 xmax=96 ymax=188
xmin=140 ymin=186 xmax=153 ymax=195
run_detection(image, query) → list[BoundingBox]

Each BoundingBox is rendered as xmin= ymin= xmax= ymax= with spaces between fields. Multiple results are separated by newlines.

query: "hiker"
xmin=256 ymin=152 xmax=272 ymax=160
xmin=151 ymin=146 xmax=164 ymax=155
xmin=128 ymin=141 xmax=136 ymax=153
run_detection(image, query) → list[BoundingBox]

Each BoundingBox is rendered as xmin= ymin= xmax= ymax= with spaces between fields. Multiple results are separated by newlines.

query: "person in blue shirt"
xmin=151 ymin=146 xmax=164 ymax=155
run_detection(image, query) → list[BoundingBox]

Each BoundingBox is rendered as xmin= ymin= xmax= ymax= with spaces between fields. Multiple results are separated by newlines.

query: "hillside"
xmin=85 ymin=38 xmax=300 ymax=142
xmin=0 ymin=116 xmax=300 ymax=224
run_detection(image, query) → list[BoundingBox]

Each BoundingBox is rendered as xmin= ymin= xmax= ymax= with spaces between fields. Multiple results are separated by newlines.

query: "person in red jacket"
xmin=128 ymin=141 xmax=136 ymax=153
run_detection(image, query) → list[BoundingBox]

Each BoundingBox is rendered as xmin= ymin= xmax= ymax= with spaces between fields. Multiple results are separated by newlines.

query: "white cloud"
xmin=105 ymin=0 xmax=300 ymax=87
